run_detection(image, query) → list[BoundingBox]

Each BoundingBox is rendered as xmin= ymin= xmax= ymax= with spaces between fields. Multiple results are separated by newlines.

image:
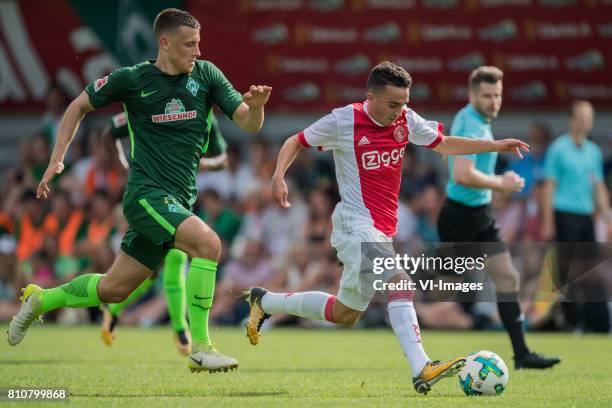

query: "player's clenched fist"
xmin=36 ymin=161 xmax=64 ymax=199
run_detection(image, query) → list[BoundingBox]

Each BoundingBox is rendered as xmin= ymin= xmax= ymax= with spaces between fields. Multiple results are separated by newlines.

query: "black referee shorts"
xmin=554 ymin=210 xmax=595 ymax=243
xmin=436 ymin=198 xmax=507 ymax=256
xmin=553 ymin=210 xmax=598 ymax=284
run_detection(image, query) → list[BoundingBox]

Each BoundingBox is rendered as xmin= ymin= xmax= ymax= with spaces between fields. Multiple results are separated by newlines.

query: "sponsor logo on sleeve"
xmin=94 ymin=76 xmax=109 ymax=92
xmin=112 ymin=113 xmax=127 ymax=128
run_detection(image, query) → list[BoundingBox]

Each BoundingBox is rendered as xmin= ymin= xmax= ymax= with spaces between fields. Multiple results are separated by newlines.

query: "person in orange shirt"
xmin=43 ymin=191 xmax=84 ymax=257
xmin=76 ymin=190 xmax=116 ymax=258
xmin=15 ymin=190 xmax=46 ymax=262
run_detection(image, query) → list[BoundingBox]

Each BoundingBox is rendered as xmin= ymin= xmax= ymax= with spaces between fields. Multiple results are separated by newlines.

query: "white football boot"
xmin=7 ymin=284 xmax=43 ymax=346
xmin=188 ymin=343 xmax=239 ymax=373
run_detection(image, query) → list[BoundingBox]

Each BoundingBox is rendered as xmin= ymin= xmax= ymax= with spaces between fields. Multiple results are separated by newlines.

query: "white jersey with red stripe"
xmin=298 ymin=101 xmax=442 ymax=237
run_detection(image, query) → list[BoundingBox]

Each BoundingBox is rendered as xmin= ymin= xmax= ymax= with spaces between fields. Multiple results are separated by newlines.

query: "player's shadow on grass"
xmin=70 ymin=391 xmax=289 ymax=398
xmin=224 ymin=391 xmax=289 ymax=397
xmin=1 ymin=359 xmax=83 ymax=365
xmin=243 ymin=368 xmax=388 ymax=373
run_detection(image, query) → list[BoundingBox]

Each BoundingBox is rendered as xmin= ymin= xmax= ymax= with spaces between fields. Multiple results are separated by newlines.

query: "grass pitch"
xmin=1 ymin=325 xmax=610 ymax=407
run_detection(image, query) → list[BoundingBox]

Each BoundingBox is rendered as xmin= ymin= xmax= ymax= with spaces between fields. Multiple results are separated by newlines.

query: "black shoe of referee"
xmin=514 ymin=352 xmax=561 ymax=369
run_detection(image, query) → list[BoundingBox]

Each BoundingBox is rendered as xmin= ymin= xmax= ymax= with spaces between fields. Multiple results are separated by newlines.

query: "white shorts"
xmin=331 ymin=226 xmax=401 ymax=312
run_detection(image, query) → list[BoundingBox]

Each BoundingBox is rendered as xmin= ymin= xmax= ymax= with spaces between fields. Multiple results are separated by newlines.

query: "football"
xmin=458 ymin=350 xmax=509 ymax=396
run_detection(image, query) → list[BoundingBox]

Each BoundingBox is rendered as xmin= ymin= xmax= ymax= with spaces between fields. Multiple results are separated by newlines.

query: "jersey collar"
xmin=362 ymin=101 xmax=386 ymax=127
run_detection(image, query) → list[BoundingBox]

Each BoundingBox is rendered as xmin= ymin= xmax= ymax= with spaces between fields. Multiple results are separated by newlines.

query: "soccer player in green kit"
xmin=7 ymin=9 xmax=271 ymax=374
xmin=100 ymin=112 xmax=230 ymax=356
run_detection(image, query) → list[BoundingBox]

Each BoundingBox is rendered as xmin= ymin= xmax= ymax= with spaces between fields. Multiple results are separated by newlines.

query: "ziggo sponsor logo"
xmin=361 ymin=147 xmax=405 ymax=170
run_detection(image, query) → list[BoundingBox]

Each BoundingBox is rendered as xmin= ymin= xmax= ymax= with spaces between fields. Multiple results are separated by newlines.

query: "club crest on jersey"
xmin=151 ymin=98 xmax=197 ymax=123
xmin=164 ymin=196 xmax=180 ymax=213
xmin=186 ymin=77 xmax=199 ymax=96
xmin=393 ymin=125 xmax=407 ymax=143
xmin=94 ymin=76 xmax=108 ymax=92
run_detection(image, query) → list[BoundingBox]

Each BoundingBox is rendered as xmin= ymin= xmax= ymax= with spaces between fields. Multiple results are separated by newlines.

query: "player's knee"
xmin=497 ymin=269 xmax=520 ymax=293
xmin=190 ymin=230 xmax=222 ymax=261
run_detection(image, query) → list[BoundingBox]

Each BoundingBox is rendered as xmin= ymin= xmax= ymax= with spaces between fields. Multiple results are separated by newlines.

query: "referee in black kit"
xmin=437 ymin=66 xmax=560 ymax=369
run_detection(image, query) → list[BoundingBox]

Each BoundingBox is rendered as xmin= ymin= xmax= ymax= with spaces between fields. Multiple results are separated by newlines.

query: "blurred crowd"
xmin=1 ymin=87 xmax=611 ymax=333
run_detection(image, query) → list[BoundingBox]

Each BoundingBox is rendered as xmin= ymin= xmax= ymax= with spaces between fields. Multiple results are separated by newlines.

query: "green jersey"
xmin=109 ymin=111 xmax=228 ymax=158
xmin=86 ymin=60 xmax=242 ymax=207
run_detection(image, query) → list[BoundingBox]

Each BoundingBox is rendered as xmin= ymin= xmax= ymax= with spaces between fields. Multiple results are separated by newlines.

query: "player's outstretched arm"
xmin=272 ymin=135 xmax=306 ymax=208
xmin=37 ymin=91 xmax=95 ymax=199
xmin=433 ymin=136 xmax=529 ymax=158
xmin=453 ymin=157 xmax=525 ymax=193
xmin=232 ymin=85 xmax=272 ymax=133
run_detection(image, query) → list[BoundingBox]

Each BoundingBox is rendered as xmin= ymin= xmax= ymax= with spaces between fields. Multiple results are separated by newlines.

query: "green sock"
xmin=40 ymin=274 xmax=103 ymax=313
xmin=163 ymin=249 xmax=188 ymax=333
xmin=186 ymin=257 xmax=217 ymax=346
xmin=108 ymin=278 xmax=155 ymax=317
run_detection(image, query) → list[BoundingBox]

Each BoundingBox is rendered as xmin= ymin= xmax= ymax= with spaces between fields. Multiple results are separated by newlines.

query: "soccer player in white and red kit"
xmin=244 ymin=62 xmax=529 ymax=394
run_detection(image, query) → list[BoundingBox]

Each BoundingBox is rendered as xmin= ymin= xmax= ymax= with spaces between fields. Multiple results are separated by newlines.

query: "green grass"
xmin=1 ymin=325 xmax=610 ymax=407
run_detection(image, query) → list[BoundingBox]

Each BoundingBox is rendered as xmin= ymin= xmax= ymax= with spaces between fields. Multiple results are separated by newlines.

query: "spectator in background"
xmin=523 ymin=178 xmax=546 ymax=242
xmin=41 ymin=84 xmax=69 ymax=147
xmin=541 ymin=100 xmax=610 ymax=333
xmin=303 ymin=187 xmax=333 ymax=252
xmin=211 ymin=238 xmax=276 ymax=323
xmin=43 ymin=190 xmax=84 ymax=257
xmin=109 ymin=205 xmax=129 ymax=255
xmin=19 ymin=236 xmax=58 ymax=289
xmin=75 ymin=190 xmax=116 ymax=261
xmin=233 ymin=182 xmax=308 ymax=258
xmin=400 ymin=145 xmax=440 ymax=198
xmin=3 ymin=135 xmax=51 ymax=214
xmin=395 ymin=192 xmax=419 ymax=252
xmin=64 ymin=128 xmax=98 ymax=192
xmin=260 ymin=180 xmax=309 ymax=257
xmin=491 ymin=192 xmax=523 ymax=244
xmin=0 ymin=234 xmax=19 ymax=320
xmin=83 ymin=131 xmax=126 ymax=202
xmin=196 ymin=188 xmax=242 ymax=251
xmin=235 ymin=139 xmax=275 ymax=201
xmin=196 ymin=144 xmax=241 ymax=201
xmin=42 ymin=191 xmax=82 ymax=283
xmin=416 ymin=185 xmax=442 ymax=243
xmin=506 ymin=122 xmax=552 ymax=198
xmin=267 ymin=244 xmax=341 ymax=328
xmin=28 ymin=135 xmax=52 ymax=185
xmin=14 ymin=190 xmax=46 ymax=262
xmin=287 ymin=148 xmax=336 ymax=194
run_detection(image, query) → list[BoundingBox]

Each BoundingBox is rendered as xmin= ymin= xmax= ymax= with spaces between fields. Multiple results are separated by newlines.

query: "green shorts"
xmin=121 ymin=186 xmax=193 ymax=270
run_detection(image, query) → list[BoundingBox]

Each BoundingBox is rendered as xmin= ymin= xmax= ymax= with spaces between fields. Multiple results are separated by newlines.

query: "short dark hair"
xmin=153 ymin=8 xmax=200 ymax=38
xmin=367 ymin=61 xmax=412 ymax=91
xmin=569 ymin=100 xmax=594 ymax=118
xmin=469 ymin=66 xmax=503 ymax=90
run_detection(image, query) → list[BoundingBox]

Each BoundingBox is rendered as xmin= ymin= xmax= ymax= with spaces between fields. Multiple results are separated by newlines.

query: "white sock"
xmin=387 ymin=300 xmax=430 ymax=377
xmin=261 ymin=291 xmax=333 ymax=321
